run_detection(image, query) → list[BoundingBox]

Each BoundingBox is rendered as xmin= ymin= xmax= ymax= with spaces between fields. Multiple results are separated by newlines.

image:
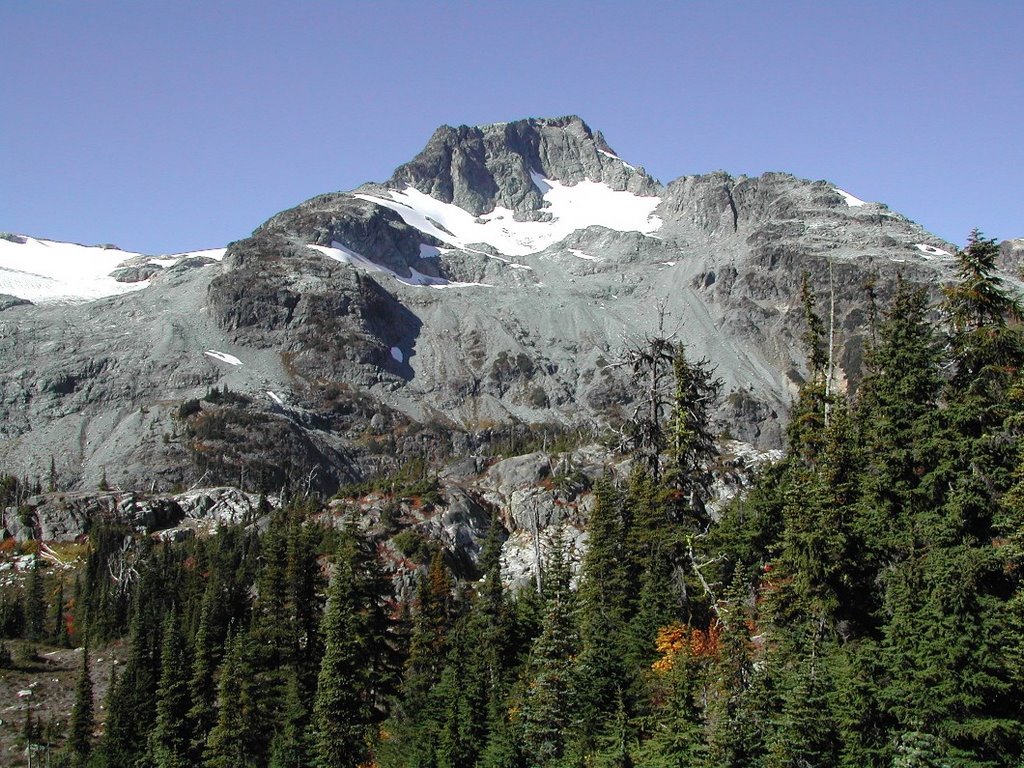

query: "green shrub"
xmin=178 ymin=398 xmax=201 ymax=419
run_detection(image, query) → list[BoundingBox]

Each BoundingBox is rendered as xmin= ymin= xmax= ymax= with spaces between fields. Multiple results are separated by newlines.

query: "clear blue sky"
xmin=2 ymin=1 xmax=1021 ymax=254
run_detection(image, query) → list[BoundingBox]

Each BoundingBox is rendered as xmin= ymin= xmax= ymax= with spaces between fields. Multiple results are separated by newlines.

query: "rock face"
xmin=0 ymin=115 xmax=1017 ymax=496
xmin=388 ymin=116 xmax=659 ymax=216
xmin=2 ymin=487 xmax=273 ymax=543
xmin=1000 ymin=238 xmax=1024 ymax=273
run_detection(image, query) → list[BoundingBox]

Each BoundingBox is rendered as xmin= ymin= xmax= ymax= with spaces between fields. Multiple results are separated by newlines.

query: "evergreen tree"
xmin=98 ymin=576 xmax=161 ymax=767
xmin=520 ymin=536 xmax=578 ymax=767
xmin=853 ymin=277 xmax=943 ymax=571
xmin=703 ymin=579 xmax=756 ymax=768
xmin=147 ymin=610 xmax=193 ymax=768
xmin=663 ymin=344 xmax=722 ymax=525
xmin=312 ymin=527 xmax=389 ymax=768
xmin=204 ymin=631 xmax=262 ymax=768
xmin=287 ymin=506 xmax=325 ymax=693
xmin=943 ymin=229 xmax=1024 ymax=404
xmin=786 ymin=271 xmax=831 ymax=468
xmin=575 ymin=478 xmax=633 ymax=755
xmin=188 ymin=580 xmax=219 ymax=763
xmin=269 ymin=671 xmax=312 ymax=768
xmin=23 ymin=558 xmax=46 ymax=642
xmin=51 ymin=579 xmax=70 ymax=647
xmin=67 ymin=646 xmax=94 ymax=766
xmin=622 ymin=312 xmax=679 ymax=483
xmin=767 ymin=644 xmax=840 ymax=768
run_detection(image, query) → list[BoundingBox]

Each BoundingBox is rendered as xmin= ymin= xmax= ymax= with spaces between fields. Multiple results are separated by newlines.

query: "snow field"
xmin=354 ymin=171 xmax=662 ymax=258
xmin=204 ymin=350 xmax=243 ymax=366
xmin=306 ymin=242 xmax=492 ymax=289
xmin=0 ymin=237 xmax=226 ymax=304
xmin=834 ymin=188 xmax=868 ymax=207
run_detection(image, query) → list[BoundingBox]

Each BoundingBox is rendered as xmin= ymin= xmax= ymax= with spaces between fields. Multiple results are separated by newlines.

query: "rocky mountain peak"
xmin=0 ymin=115 xmax=1003 ymax=502
xmin=385 ymin=115 xmax=660 ymax=217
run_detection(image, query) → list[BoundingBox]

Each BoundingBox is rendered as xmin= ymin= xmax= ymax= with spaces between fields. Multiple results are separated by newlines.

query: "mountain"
xmin=0 ymin=116 xmax=991 ymax=494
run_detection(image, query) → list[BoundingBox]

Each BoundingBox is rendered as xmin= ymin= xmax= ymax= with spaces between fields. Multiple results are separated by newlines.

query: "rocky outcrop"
xmin=999 ymin=238 xmax=1024 ymax=274
xmin=0 ymin=293 xmax=31 ymax=311
xmin=388 ymin=116 xmax=660 ymax=216
xmin=0 ymin=115 xmax=1002 ymax=497
xmin=2 ymin=487 xmax=276 ymax=543
xmin=208 ymin=232 xmax=422 ymax=386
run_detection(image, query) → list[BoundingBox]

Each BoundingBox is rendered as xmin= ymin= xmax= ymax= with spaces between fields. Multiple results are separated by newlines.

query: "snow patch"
xmin=598 ymin=148 xmax=636 ymax=171
xmin=204 ymin=350 xmax=243 ymax=366
xmin=568 ymin=249 xmax=599 ymax=261
xmin=0 ymin=237 xmax=148 ymax=303
xmin=354 ymin=173 xmax=661 ymax=258
xmin=267 ymin=391 xmax=284 ymax=406
xmin=915 ymin=243 xmax=952 ymax=258
xmin=307 ymin=243 xmax=492 ymax=289
xmin=0 ymin=237 xmax=225 ymax=304
xmin=531 ymin=174 xmax=553 ymax=194
xmin=834 ymin=188 xmax=868 ymax=207
xmin=390 ymin=346 xmax=404 ymax=363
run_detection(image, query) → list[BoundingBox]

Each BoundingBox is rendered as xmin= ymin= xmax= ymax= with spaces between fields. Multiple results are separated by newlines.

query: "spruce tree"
xmin=67 ymin=646 xmax=94 ymax=766
xmin=147 ymin=610 xmax=192 ymax=768
xmin=204 ymin=631 xmax=261 ymax=768
xmin=23 ymin=558 xmax=46 ymax=642
xmin=312 ymin=527 xmax=388 ymax=768
xmin=520 ymin=536 xmax=578 ymax=767
xmin=268 ymin=671 xmax=311 ymax=768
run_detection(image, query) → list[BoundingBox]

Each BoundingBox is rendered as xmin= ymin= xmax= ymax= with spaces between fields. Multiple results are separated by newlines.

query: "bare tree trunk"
xmin=532 ymin=507 xmax=543 ymax=595
xmin=825 ymin=259 xmax=836 ymax=425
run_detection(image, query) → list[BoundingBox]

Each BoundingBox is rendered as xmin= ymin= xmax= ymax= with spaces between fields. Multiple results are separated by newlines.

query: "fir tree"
xmin=147 ymin=610 xmax=193 ymax=768
xmin=312 ymin=527 xmax=388 ymax=768
xmin=67 ymin=646 xmax=94 ymax=766
xmin=575 ymin=478 xmax=633 ymax=755
xmin=663 ymin=344 xmax=723 ymax=525
xmin=943 ymin=229 xmax=1024 ymax=402
xmin=520 ymin=536 xmax=578 ymax=767
xmin=23 ymin=558 xmax=46 ymax=642
xmin=51 ymin=579 xmax=70 ymax=647
xmin=204 ymin=631 xmax=261 ymax=768
xmin=268 ymin=671 xmax=312 ymax=768
xmin=187 ymin=580 xmax=219 ymax=763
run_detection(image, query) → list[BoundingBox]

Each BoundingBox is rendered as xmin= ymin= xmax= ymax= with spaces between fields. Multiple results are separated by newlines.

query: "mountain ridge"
xmin=0 ymin=116 xmax=1013 ymax=496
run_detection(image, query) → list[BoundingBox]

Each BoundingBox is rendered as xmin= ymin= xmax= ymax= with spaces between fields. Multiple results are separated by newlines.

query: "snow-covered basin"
xmin=354 ymin=172 xmax=662 ymax=258
xmin=0 ymin=236 xmax=224 ymax=304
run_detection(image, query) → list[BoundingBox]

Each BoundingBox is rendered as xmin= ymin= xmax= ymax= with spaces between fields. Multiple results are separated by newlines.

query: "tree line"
xmin=2 ymin=230 xmax=1023 ymax=767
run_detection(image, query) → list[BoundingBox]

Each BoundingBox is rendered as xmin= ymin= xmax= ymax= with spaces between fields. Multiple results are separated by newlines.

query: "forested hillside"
xmin=2 ymin=230 xmax=1022 ymax=767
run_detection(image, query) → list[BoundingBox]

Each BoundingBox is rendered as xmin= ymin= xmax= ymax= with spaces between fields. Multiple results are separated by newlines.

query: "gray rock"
xmin=0 ymin=115 xmax=1004 ymax=498
xmin=110 ymin=264 xmax=162 ymax=283
xmin=0 ymin=294 xmax=32 ymax=311
xmin=999 ymin=238 xmax=1024 ymax=274
xmin=388 ymin=116 xmax=660 ymax=217
xmin=484 ymin=452 xmax=551 ymax=499
xmin=2 ymin=506 xmax=33 ymax=542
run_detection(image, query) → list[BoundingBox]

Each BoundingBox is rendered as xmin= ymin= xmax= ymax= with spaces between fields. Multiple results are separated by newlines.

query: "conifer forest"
xmin=2 ymin=231 xmax=1024 ymax=767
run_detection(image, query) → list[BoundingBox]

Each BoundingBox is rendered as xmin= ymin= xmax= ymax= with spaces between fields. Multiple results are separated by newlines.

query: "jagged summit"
xmin=0 ymin=115 xmax=994 ymax=497
xmin=384 ymin=115 xmax=660 ymax=217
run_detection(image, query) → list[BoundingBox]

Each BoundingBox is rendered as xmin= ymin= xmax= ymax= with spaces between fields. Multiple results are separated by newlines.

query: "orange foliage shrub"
xmin=652 ymin=621 xmax=722 ymax=672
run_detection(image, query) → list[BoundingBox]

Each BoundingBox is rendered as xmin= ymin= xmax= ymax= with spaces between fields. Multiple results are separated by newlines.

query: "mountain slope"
xmin=0 ymin=116 xmax=983 ymax=493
